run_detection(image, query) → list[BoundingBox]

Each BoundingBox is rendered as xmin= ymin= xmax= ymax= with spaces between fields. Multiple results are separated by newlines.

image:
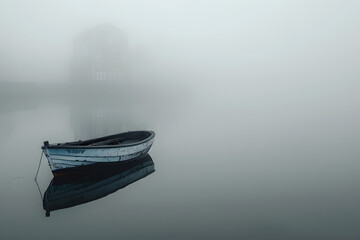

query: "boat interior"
xmin=58 ymin=131 xmax=153 ymax=147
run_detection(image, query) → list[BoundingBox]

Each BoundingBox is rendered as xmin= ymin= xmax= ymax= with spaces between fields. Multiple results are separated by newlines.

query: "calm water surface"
xmin=0 ymin=86 xmax=360 ymax=240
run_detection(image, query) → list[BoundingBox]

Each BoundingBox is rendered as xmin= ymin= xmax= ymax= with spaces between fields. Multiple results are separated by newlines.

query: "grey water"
xmin=1 ymin=1 xmax=360 ymax=239
xmin=1 ymin=80 xmax=360 ymax=239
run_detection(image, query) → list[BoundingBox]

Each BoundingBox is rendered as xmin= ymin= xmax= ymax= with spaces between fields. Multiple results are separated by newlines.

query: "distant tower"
xmin=72 ymin=23 xmax=128 ymax=84
xmin=70 ymin=24 xmax=131 ymax=140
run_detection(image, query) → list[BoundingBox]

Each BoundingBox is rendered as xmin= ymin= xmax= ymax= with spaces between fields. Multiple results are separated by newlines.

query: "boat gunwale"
xmin=41 ymin=131 xmax=155 ymax=149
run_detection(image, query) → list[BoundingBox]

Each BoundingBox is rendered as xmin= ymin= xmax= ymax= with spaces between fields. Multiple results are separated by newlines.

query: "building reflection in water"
xmin=43 ymin=154 xmax=155 ymax=217
xmin=70 ymin=105 xmax=132 ymax=141
xmin=70 ymin=23 xmax=133 ymax=140
xmin=0 ymin=23 xmax=184 ymax=141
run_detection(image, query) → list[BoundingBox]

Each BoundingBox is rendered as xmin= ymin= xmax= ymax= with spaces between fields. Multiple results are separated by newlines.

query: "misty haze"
xmin=1 ymin=1 xmax=360 ymax=239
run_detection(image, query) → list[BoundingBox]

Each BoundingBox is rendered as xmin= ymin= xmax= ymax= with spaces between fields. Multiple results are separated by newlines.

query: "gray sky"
xmin=1 ymin=0 xmax=359 ymax=88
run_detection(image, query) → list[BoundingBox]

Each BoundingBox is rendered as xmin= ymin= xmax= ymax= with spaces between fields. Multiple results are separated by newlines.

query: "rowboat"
xmin=43 ymin=154 xmax=155 ymax=217
xmin=41 ymin=130 xmax=155 ymax=176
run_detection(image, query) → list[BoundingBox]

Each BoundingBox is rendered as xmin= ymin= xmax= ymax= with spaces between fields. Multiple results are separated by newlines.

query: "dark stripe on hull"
xmin=52 ymin=151 xmax=150 ymax=178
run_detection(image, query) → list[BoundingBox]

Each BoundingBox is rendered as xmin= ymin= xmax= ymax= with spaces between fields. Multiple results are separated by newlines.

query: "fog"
xmin=1 ymin=1 xmax=360 ymax=239
xmin=1 ymin=1 xmax=360 ymax=109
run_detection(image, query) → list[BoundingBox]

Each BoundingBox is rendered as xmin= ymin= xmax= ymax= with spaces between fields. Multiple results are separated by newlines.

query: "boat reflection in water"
xmin=43 ymin=154 xmax=155 ymax=217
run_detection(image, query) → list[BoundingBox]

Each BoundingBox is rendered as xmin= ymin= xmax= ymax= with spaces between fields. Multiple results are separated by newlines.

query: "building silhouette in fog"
xmin=70 ymin=23 xmax=131 ymax=140
xmin=72 ymin=23 xmax=129 ymax=84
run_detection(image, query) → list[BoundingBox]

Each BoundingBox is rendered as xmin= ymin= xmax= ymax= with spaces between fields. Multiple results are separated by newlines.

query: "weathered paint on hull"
xmin=43 ymin=138 xmax=154 ymax=175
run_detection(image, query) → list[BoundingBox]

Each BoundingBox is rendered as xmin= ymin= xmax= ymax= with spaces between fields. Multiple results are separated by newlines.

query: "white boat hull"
xmin=43 ymin=138 xmax=154 ymax=173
